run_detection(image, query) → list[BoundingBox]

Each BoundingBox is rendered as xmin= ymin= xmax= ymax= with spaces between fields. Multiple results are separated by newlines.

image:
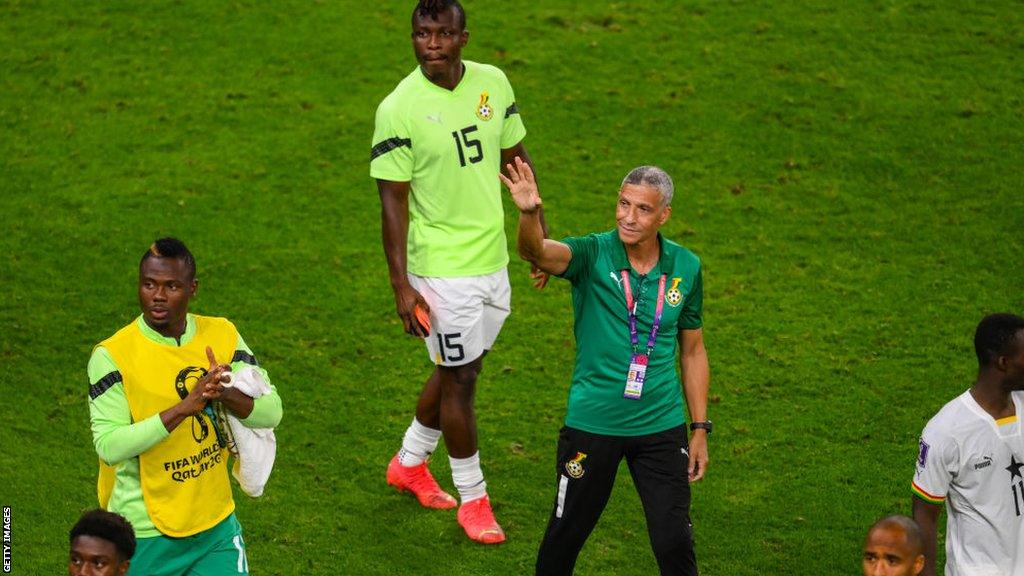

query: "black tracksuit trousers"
xmin=535 ymin=424 xmax=698 ymax=576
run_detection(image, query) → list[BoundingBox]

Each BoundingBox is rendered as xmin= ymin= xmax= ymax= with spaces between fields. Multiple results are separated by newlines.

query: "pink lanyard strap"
xmin=621 ymin=271 xmax=667 ymax=355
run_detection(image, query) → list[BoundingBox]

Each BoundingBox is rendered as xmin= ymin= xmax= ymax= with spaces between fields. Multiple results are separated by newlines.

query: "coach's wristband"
xmin=689 ymin=421 xmax=713 ymax=435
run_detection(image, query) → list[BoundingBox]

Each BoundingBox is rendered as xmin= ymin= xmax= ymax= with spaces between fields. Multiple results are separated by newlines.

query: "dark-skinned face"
xmin=862 ymin=526 xmax=923 ymax=576
xmin=69 ymin=535 xmax=129 ymax=576
xmin=138 ymin=256 xmax=196 ymax=339
xmin=1000 ymin=331 xmax=1024 ymax=390
xmin=411 ymin=6 xmax=468 ymax=85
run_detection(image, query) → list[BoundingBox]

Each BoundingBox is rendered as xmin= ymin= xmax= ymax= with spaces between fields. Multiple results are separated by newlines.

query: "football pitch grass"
xmin=1 ymin=1 xmax=1021 ymax=573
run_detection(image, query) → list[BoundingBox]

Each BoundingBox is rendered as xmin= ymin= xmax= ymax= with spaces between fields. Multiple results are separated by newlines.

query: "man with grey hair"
xmin=501 ymin=158 xmax=710 ymax=575
xmin=623 ymin=165 xmax=675 ymax=206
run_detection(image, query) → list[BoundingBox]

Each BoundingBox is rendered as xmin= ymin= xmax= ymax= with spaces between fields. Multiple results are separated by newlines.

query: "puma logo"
xmin=609 ymin=272 xmax=622 ymax=288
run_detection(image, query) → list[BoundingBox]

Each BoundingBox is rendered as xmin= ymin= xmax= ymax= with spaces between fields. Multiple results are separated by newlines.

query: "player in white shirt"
xmin=912 ymin=313 xmax=1024 ymax=576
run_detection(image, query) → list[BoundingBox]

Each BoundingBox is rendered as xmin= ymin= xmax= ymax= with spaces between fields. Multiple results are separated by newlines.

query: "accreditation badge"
xmin=624 ymin=353 xmax=648 ymax=399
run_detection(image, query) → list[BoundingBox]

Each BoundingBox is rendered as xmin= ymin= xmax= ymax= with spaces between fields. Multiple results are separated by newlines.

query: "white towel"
xmin=216 ymin=366 xmax=277 ymax=497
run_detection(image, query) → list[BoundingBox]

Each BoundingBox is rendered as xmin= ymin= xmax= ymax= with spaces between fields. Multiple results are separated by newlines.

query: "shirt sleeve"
xmin=231 ymin=334 xmax=283 ymax=429
xmin=370 ymin=96 xmax=414 ymax=182
xmin=499 ymin=71 xmax=527 ymax=149
xmin=912 ymin=425 xmax=957 ymax=503
xmin=680 ymin=264 xmax=704 ymax=330
xmin=88 ymin=346 xmax=169 ymax=465
xmin=558 ymin=234 xmax=600 ymax=283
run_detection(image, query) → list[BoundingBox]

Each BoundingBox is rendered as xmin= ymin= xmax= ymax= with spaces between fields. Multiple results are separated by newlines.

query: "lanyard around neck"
xmin=621 ymin=270 xmax=667 ymax=355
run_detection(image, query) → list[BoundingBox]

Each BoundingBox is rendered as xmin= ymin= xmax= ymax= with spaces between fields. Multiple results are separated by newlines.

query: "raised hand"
xmin=499 ymin=156 xmax=542 ymax=214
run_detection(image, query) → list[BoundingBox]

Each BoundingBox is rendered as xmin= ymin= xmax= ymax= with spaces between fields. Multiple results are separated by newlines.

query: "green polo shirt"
xmin=370 ymin=60 xmax=527 ymax=277
xmin=559 ymin=230 xmax=703 ymax=436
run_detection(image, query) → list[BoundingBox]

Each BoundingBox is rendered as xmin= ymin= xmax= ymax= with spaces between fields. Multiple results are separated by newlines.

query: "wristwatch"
xmin=689 ymin=421 xmax=713 ymax=434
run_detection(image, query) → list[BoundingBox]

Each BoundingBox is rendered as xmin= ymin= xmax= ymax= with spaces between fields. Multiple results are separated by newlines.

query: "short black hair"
xmin=412 ymin=0 xmax=466 ymax=30
xmin=867 ymin=515 xmax=923 ymax=555
xmin=974 ymin=313 xmax=1024 ymax=367
xmin=70 ymin=509 xmax=136 ymax=561
xmin=140 ymin=237 xmax=196 ymax=280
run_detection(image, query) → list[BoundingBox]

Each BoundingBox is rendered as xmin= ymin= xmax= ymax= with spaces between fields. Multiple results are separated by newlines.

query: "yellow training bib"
xmin=101 ymin=315 xmax=237 ymax=537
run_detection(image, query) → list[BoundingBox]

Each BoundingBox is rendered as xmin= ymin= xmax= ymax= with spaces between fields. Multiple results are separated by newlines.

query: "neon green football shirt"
xmin=370 ymin=60 xmax=527 ymax=277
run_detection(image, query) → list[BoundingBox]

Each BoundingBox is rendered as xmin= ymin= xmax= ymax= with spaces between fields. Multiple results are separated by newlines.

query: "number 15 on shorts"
xmin=435 ymin=332 xmax=465 ymax=364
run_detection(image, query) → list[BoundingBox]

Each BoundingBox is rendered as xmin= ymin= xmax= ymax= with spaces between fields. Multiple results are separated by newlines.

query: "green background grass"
xmin=2 ymin=0 xmax=1021 ymax=573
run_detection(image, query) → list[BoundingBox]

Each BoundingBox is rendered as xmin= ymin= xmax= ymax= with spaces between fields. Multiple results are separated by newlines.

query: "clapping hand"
xmin=201 ymin=346 xmax=231 ymax=401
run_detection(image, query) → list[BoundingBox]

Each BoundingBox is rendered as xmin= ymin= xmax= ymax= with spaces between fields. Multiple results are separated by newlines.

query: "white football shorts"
xmin=408 ymin=268 xmax=511 ymax=367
